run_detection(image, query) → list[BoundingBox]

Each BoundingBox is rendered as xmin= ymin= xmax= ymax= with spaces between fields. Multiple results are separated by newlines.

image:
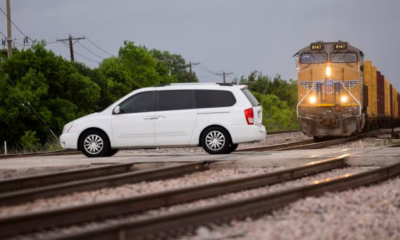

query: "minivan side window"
xmin=195 ymin=90 xmax=236 ymax=108
xmin=118 ymin=91 xmax=155 ymax=114
xmin=157 ymin=90 xmax=196 ymax=111
xmin=241 ymin=89 xmax=259 ymax=107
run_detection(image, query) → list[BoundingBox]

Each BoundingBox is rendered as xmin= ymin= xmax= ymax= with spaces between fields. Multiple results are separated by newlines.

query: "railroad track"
xmin=43 ymin=159 xmax=400 ymax=240
xmin=240 ymin=130 xmax=383 ymax=152
xmin=0 ymin=149 xmax=81 ymax=160
xmin=1 ymin=154 xmax=400 ymax=239
xmin=0 ymin=129 xmax=388 ymax=207
xmin=0 ymin=161 xmax=208 ymax=206
xmin=0 ymin=155 xmax=348 ymax=238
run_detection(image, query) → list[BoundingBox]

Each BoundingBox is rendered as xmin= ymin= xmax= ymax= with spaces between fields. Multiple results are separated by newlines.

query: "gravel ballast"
xmin=328 ymin=136 xmax=400 ymax=149
xmin=182 ymin=177 xmax=400 ymax=240
xmin=5 ymin=167 xmax=376 ymax=240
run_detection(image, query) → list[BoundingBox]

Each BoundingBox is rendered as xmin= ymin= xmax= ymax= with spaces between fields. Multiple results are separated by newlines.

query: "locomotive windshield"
xmin=300 ymin=53 xmax=327 ymax=64
xmin=331 ymin=53 xmax=358 ymax=63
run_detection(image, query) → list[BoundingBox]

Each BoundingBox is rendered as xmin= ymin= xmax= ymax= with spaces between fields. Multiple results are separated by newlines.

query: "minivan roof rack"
xmin=154 ymin=83 xmax=235 ymax=87
xmin=155 ymin=84 xmax=171 ymax=87
xmin=216 ymin=83 xmax=233 ymax=86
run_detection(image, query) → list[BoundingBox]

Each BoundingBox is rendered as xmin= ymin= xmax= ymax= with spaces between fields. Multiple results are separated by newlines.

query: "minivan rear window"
xmin=195 ymin=90 xmax=236 ymax=108
xmin=241 ymin=89 xmax=259 ymax=107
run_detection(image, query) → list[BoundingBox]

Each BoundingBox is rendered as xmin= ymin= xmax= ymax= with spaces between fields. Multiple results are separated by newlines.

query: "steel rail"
xmin=237 ymin=139 xmax=314 ymax=152
xmin=242 ymin=131 xmax=374 ymax=152
xmin=0 ymin=149 xmax=81 ymax=160
xmin=267 ymin=130 xmax=300 ymax=135
xmin=0 ymin=162 xmax=208 ymax=206
xmin=0 ymin=162 xmax=136 ymax=193
xmin=51 ymin=160 xmax=400 ymax=240
xmin=0 ymin=156 xmax=347 ymax=238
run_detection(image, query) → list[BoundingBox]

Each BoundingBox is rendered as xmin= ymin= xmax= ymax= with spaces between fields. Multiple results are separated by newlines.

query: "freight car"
xmin=294 ymin=41 xmax=399 ymax=140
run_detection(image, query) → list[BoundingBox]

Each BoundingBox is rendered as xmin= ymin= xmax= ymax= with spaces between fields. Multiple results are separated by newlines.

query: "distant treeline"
xmin=239 ymin=71 xmax=298 ymax=131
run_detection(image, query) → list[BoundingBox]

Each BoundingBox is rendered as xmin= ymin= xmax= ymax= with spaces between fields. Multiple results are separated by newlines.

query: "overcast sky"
xmin=1 ymin=0 xmax=399 ymax=88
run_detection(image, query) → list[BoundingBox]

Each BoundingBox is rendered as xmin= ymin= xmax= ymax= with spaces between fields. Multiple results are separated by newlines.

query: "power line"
xmin=76 ymin=41 xmax=104 ymax=60
xmin=0 ymin=31 xmax=6 ymax=38
xmin=0 ymin=7 xmax=30 ymax=40
xmin=196 ymin=73 xmax=216 ymax=78
xmin=57 ymin=35 xmax=85 ymax=62
xmin=60 ymin=42 xmax=100 ymax=64
xmin=0 ymin=67 xmax=58 ymax=140
xmin=84 ymin=36 xmax=115 ymax=57
xmin=216 ymin=71 xmax=234 ymax=83
xmin=199 ymin=63 xmax=218 ymax=74
xmin=195 ymin=64 xmax=224 ymax=81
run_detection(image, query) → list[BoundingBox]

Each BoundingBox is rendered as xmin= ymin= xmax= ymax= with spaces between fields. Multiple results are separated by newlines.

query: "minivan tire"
xmin=201 ymin=127 xmax=232 ymax=154
xmin=80 ymin=130 xmax=111 ymax=158
xmin=226 ymin=144 xmax=239 ymax=153
xmin=106 ymin=149 xmax=119 ymax=157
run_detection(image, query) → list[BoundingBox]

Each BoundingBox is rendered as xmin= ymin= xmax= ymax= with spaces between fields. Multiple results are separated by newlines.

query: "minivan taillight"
xmin=244 ymin=108 xmax=254 ymax=125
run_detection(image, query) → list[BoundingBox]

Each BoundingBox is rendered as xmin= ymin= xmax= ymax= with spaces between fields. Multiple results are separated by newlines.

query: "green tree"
xmin=241 ymin=70 xmax=299 ymax=131
xmin=252 ymin=92 xmax=299 ymax=131
xmin=98 ymin=41 xmax=161 ymax=103
xmin=240 ymin=71 xmax=298 ymax=109
xmin=149 ymin=49 xmax=199 ymax=83
xmin=0 ymin=42 xmax=100 ymax=145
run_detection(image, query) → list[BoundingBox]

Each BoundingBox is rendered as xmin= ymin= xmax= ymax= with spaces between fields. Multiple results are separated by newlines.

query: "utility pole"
xmin=6 ymin=0 xmax=12 ymax=58
xmin=216 ymin=71 xmax=233 ymax=83
xmin=56 ymin=35 xmax=85 ymax=62
xmin=187 ymin=62 xmax=200 ymax=82
xmin=157 ymin=58 xmax=174 ymax=76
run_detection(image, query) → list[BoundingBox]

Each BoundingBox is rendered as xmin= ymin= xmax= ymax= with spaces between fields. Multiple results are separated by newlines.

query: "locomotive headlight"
xmin=309 ymin=96 xmax=317 ymax=104
xmin=326 ymin=66 xmax=332 ymax=77
xmin=340 ymin=96 xmax=348 ymax=103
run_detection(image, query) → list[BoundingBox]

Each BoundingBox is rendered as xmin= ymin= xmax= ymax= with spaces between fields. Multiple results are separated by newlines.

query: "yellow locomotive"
xmin=295 ymin=41 xmax=398 ymax=140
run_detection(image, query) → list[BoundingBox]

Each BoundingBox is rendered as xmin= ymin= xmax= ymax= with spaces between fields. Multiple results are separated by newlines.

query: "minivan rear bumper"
xmin=230 ymin=125 xmax=266 ymax=144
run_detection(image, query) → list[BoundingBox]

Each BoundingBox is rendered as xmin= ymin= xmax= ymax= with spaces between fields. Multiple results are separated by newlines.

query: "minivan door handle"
xmin=143 ymin=116 xmax=156 ymax=120
xmin=156 ymin=115 xmax=165 ymax=119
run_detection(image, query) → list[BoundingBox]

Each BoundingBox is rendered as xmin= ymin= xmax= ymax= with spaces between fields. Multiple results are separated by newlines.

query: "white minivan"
xmin=60 ymin=83 xmax=266 ymax=157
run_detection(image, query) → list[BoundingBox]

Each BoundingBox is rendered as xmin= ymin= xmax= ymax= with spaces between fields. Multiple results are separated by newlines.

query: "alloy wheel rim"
xmin=206 ymin=131 xmax=225 ymax=151
xmin=84 ymin=134 xmax=104 ymax=154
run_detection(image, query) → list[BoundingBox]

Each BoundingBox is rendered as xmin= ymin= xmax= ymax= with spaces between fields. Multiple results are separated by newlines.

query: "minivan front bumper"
xmin=230 ymin=125 xmax=266 ymax=144
xmin=60 ymin=133 xmax=79 ymax=149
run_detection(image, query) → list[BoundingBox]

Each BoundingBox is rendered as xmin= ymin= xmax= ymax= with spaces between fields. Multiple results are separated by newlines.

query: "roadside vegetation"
xmin=0 ymin=41 xmax=298 ymax=154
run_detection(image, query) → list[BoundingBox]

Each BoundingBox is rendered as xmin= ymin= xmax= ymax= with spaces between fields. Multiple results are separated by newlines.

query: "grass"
xmin=0 ymin=138 xmax=63 ymax=155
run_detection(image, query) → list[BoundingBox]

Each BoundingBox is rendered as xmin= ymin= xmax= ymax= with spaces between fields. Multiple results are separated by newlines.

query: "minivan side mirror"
xmin=114 ymin=106 xmax=120 ymax=114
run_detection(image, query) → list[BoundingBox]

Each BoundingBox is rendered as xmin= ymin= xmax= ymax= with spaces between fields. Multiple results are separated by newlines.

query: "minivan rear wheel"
xmin=106 ymin=149 xmax=119 ymax=157
xmin=201 ymin=127 xmax=232 ymax=154
xmin=227 ymin=144 xmax=239 ymax=153
xmin=80 ymin=130 xmax=111 ymax=158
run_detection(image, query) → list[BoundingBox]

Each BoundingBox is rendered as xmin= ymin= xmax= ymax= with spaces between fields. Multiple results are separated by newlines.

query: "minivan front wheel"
xmin=201 ymin=127 xmax=232 ymax=154
xmin=80 ymin=130 xmax=111 ymax=157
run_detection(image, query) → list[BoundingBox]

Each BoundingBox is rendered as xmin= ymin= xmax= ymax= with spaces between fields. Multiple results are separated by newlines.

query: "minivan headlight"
xmin=63 ymin=122 xmax=74 ymax=133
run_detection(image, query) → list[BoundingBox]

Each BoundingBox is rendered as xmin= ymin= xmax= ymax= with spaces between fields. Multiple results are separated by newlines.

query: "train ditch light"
xmin=340 ymin=95 xmax=348 ymax=103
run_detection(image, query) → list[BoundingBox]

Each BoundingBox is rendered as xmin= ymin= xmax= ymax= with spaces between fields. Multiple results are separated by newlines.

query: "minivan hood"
xmin=75 ymin=112 xmax=99 ymax=122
